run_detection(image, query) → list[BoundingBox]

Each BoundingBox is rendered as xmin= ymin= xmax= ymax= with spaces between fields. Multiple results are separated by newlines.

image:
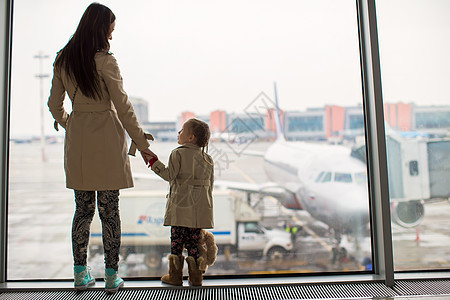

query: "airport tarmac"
xmin=6 ymin=140 xmax=450 ymax=280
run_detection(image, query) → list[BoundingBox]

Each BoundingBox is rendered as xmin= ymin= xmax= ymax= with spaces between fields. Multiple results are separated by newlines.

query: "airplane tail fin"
xmin=273 ymin=82 xmax=286 ymax=142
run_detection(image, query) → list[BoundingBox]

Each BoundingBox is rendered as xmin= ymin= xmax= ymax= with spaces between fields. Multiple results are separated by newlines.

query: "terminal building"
xmin=206 ymin=102 xmax=450 ymax=142
xmin=385 ymin=102 xmax=450 ymax=136
xmin=132 ymin=97 xmax=450 ymax=143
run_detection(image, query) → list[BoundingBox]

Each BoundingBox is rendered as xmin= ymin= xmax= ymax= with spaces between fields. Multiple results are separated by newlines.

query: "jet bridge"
xmin=385 ymin=135 xmax=450 ymax=201
xmin=351 ymin=134 xmax=450 ymax=227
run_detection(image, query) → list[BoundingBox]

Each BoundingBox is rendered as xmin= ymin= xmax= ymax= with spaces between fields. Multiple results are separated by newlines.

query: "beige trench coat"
xmin=151 ymin=143 xmax=214 ymax=229
xmin=48 ymin=51 xmax=150 ymax=191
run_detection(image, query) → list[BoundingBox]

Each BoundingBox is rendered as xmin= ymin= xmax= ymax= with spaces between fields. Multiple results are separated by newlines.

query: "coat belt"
xmin=176 ymin=175 xmax=210 ymax=186
xmin=72 ymin=103 xmax=113 ymax=112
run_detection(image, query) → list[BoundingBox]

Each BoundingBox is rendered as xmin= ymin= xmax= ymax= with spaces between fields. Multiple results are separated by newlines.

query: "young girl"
xmin=145 ymin=118 xmax=215 ymax=286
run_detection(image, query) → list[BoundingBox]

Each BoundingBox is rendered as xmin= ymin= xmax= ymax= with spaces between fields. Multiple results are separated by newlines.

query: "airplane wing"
xmin=239 ymin=150 xmax=266 ymax=157
xmin=215 ymin=180 xmax=284 ymax=195
xmin=214 ymin=180 xmax=304 ymax=210
xmin=216 ymin=148 xmax=266 ymax=157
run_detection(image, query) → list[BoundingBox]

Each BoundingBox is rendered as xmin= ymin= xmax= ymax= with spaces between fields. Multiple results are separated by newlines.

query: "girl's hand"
xmin=140 ymin=148 xmax=157 ymax=165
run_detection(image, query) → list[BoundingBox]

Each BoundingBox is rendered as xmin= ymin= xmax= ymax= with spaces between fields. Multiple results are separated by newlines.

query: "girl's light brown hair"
xmin=186 ymin=118 xmax=212 ymax=164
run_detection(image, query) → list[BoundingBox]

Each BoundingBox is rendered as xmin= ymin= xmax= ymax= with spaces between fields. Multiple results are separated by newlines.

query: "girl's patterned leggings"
xmin=72 ymin=190 xmax=121 ymax=270
xmin=171 ymin=226 xmax=201 ymax=260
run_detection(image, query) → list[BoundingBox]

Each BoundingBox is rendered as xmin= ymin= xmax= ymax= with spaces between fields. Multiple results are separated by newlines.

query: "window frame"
xmin=0 ymin=0 xmax=12 ymax=284
xmin=356 ymin=0 xmax=394 ymax=286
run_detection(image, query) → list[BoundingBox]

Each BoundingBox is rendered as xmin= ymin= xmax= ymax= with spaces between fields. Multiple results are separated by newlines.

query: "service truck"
xmin=90 ymin=190 xmax=292 ymax=268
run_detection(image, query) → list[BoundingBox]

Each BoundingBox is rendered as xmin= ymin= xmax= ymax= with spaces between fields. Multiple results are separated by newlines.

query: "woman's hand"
xmin=140 ymin=148 xmax=157 ymax=165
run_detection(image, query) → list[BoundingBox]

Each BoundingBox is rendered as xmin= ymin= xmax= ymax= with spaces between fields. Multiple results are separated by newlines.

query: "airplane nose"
xmin=347 ymin=189 xmax=368 ymax=206
xmin=323 ymin=185 xmax=369 ymax=222
xmin=344 ymin=189 xmax=370 ymax=222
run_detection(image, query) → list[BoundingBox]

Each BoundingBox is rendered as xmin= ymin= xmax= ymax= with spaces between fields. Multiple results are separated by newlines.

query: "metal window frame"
xmin=356 ymin=0 xmax=394 ymax=286
xmin=0 ymin=0 xmax=12 ymax=284
xmin=0 ymin=0 xmax=443 ymax=288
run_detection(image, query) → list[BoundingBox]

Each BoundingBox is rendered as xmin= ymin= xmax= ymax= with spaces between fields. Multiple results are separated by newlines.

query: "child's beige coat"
xmin=151 ymin=143 xmax=214 ymax=228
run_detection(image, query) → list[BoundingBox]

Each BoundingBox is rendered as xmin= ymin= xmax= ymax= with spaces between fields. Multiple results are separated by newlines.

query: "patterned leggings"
xmin=72 ymin=190 xmax=121 ymax=270
xmin=171 ymin=226 xmax=201 ymax=260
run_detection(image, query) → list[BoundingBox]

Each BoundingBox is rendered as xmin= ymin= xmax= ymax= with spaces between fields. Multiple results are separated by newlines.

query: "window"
xmin=244 ymin=223 xmax=264 ymax=234
xmin=409 ymin=160 xmax=419 ymax=176
xmin=315 ymin=171 xmax=325 ymax=183
xmin=288 ymin=115 xmax=324 ymax=132
xmin=415 ymin=111 xmax=450 ymax=130
xmin=377 ymin=0 xmax=450 ymax=271
xmin=349 ymin=114 xmax=364 ymax=130
xmin=321 ymin=172 xmax=332 ymax=183
xmin=8 ymin=0 xmax=370 ymax=280
xmin=334 ymin=172 xmax=353 ymax=183
xmin=354 ymin=172 xmax=367 ymax=185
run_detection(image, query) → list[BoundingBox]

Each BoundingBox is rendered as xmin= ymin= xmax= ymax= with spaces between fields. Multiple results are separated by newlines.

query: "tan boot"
xmin=161 ymin=255 xmax=184 ymax=286
xmin=186 ymin=256 xmax=203 ymax=286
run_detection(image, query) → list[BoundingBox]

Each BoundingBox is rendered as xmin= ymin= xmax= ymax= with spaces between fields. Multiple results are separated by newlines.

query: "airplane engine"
xmin=391 ymin=200 xmax=425 ymax=228
xmin=276 ymin=191 xmax=304 ymax=210
xmin=257 ymin=185 xmax=304 ymax=210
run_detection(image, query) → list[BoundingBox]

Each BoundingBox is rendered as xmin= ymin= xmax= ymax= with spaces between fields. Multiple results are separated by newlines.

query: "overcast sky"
xmin=9 ymin=0 xmax=450 ymax=137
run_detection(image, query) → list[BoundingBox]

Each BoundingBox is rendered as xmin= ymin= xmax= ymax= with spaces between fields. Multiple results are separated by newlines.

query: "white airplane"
xmin=213 ymin=83 xmax=450 ymax=264
xmin=214 ymin=84 xmax=370 ymax=260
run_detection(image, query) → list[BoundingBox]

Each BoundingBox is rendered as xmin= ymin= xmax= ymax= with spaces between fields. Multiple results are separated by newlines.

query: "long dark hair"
xmin=55 ymin=3 xmax=115 ymax=100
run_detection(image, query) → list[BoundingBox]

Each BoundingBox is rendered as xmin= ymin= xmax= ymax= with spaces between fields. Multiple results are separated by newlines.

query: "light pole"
xmin=34 ymin=52 xmax=49 ymax=162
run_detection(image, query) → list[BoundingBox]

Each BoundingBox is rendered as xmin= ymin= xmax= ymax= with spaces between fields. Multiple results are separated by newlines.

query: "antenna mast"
xmin=34 ymin=52 xmax=49 ymax=162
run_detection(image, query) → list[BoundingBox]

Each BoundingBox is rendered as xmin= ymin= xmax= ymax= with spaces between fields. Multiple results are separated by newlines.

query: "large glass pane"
xmin=9 ymin=0 xmax=372 ymax=279
xmin=377 ymin=0 xmax=450 ymax=271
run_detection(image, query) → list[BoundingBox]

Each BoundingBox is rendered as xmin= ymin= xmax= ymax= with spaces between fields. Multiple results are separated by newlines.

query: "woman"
xmin=48 ymin=3 xmax=154 ymax=293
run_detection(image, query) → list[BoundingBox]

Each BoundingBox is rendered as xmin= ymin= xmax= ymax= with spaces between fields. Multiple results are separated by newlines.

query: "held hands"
xmin=140 ymin=148 xmax=157 ymax=166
